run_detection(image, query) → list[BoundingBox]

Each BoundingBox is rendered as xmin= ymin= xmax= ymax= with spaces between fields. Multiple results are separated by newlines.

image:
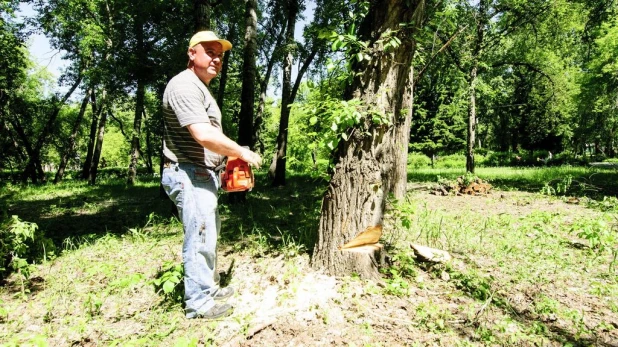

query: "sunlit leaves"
xmin=296 ymin=95 xmax=385 ymax=154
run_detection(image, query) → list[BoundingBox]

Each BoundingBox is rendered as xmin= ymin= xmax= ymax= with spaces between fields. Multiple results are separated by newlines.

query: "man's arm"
xmin=187 ymin=123 xmax=262 ymax=168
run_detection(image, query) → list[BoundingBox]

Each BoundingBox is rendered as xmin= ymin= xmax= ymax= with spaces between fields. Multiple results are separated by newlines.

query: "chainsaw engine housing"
xmin=220 ymin=157 xmax=254 ymax=192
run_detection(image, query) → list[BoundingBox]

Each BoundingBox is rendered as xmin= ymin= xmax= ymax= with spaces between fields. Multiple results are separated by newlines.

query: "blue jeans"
xmin=161 ymin=162 xmax=221 ymax=318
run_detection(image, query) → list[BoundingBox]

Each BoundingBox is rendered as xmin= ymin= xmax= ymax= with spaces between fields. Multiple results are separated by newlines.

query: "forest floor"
xmin=1 ymin=169 xmax=618 ymax=346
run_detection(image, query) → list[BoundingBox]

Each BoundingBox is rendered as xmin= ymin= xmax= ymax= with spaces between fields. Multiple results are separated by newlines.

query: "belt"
xmin=163 ymin=159 xmax=224 ymax=172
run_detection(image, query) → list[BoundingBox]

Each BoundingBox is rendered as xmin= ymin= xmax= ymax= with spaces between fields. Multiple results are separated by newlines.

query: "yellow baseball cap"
xmin=189 ymin=31 xmax=232 ymax=51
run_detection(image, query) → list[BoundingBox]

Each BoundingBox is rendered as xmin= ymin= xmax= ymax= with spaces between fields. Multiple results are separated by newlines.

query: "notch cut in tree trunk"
xmin=312 ymin=0 xmax=420 ymax=280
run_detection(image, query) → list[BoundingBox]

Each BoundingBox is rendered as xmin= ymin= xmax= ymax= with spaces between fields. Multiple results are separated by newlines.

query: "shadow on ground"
xmin=1 ymin=173 xmax=327 ymax=256
xmin=1 ymin=177 xmax=174 ymax=246
xmin=218 ymin=173 xmax=326 ymax=255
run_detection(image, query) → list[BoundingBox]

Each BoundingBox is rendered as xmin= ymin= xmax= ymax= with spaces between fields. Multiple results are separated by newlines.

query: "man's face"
xmin=188 ymin=41 xmax=224 ymax=84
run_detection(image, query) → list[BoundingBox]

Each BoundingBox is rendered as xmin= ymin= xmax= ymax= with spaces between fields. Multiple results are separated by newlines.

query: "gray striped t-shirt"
xmin=162 ymin=69 xmax=225 ymax=168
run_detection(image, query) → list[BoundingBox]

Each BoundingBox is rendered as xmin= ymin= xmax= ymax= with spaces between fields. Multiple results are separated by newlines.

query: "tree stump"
xmin=338 ymin=244 xmax=386 ymax=280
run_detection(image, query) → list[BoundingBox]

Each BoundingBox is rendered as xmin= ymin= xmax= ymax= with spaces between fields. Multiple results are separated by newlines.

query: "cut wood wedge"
xmin=339 ymin=225 xmax=382 ymax=250
xmin=410 ymin=243 xmax=452 ymax=263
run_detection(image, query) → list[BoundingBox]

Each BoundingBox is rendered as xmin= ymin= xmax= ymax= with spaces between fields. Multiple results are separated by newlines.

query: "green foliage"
xmin=434 ymin=154 xmax=466 ymax=169
xmin=0 ymin=214 xmax=55 ymax=280
xmin=407 ymin=152 xmax=432 ymax=169
xmin=101 ymin=128 xmax=131 ymax=168
xmin=540 ymin=175 xmax=573 ymax=196
xmin=382 ymin=250 xmax=417 ymax=297
xmin=571 ymin=217 xmax=617 ymax=267
xmin=152 ymin=261 xmax=184 ymax=304
xmin=318 ymin=0 xmax=371 ymax=74
xmin=586 ymin=196 xmax=618 ymax=212
xmin=577 ymin=14 xmax=618 ymax=154
xmin=296 ymin=94 xmax=390 ymax=168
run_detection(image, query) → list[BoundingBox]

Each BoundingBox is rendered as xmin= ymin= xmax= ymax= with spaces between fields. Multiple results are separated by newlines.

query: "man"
xmin=161 ymin=31 xmax=262 ymax=319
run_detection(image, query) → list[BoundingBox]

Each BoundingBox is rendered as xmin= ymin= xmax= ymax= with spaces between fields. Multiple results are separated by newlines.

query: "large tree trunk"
xmin=54 ymin=90 xmax=91 ymax=183
xmin=272 ymin=0 xmax=299 ymax=186
xmin=312 ymin=0 xmax=418 ymax=279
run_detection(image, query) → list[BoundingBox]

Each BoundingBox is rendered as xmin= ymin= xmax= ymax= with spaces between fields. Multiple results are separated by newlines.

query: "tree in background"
xmin=0 ymin=0 xmax=29 ymax=175
xmin=271 ymin=0 xmax=303 ymax=186
xmin=238 ymin=0 xmax=258 ymax=148
xmin=577 ymin=6 xmax=618 ymax=157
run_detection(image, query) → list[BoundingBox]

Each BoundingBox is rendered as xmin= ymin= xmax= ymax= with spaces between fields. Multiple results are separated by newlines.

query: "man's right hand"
xmin=240 ymin=148 xmax=262 ymax=169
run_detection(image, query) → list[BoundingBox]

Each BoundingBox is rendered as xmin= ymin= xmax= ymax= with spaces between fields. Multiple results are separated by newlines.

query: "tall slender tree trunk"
xmin=238 ymin=0 xmax=257 ymax=146
xmin=128 ymin=80 xmax=145 ymax=184
xmin=89 ymin=109 xmax=108 ymax=185
xmin=290 ymin=48 xmax=318 ymax=102
xmin=466 ymin=64 xmax=477 ymax=173
xmin=128 ymin=16 xmax=146 ymax=185
xmin=144 ymin=110 xmax=154 ymax=173
xmin=55 ymin=90 xmax=91 ymax=183
xmin=217 ymin=23 xmax=235 ymax=108
xmin=272 ymin=0 xmax=299 ymax=186
xmin=9 ymin=116 xmax=37 ymax=183
xmin=83 ymin=90 xmax=103 ymax=179
xmin=254 ymin=25 xmax=287 ymax=154
xmin=466 ymin=0 xmax=487 ymax=174
xmin=227 ymin=0 xmax=259 ymax=204
xmin=312 ymin=0 xmax=419 ymax=279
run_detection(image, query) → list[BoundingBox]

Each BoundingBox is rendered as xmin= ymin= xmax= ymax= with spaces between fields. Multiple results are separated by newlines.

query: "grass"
xmin=391 ymin=168 xmax=618 ymax=345
xmin=1 ymin=166 xmax=618 ymax=345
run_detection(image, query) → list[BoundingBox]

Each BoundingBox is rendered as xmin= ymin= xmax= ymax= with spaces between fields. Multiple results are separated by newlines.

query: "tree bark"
xmin=128 ymin=16 xmax=146 ymax=185
xmin=238 ymin=0 xmax=258 ymax=146
xmin=89 ymin=109 xmax=108 ymax=185
xmin=144 ymin=110 xmax=154 ymax=173
xmin=83 ymin=90 xmax=103 ymax=179
xmin=193 ymin=0 xmax=211 ymax=31
xmin=272 ymin=0 xmax=299 ymax=186
xmin=217 ymin=23 xmax=235 ymax=109
xmin=466 ymin=64 xmax=477 ymax=173
xmin=128 ymin=80 xmax=145 ymax=184
xmin=54 ymin=90 xmax=91 ymax=183
xmin=312 ymin=0 xmax=418 ymax=279
xmin=466 ymin=0 xmax=488 ymax=174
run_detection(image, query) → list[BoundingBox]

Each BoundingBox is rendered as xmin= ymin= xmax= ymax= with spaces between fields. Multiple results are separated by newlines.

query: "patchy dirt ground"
xmin=2 ymin=188 xmax=618 ymax=346
xmin=203 ymin=189 xmax=618 ymax=346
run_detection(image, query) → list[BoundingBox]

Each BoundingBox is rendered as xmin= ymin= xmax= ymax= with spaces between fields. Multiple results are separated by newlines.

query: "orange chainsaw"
xmin=219 ymin=156 xmax=254 ymax=192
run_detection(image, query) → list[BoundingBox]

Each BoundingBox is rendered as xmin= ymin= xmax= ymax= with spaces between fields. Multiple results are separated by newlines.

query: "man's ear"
xmin=187 ymin=47 xmax=196 ymax=61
